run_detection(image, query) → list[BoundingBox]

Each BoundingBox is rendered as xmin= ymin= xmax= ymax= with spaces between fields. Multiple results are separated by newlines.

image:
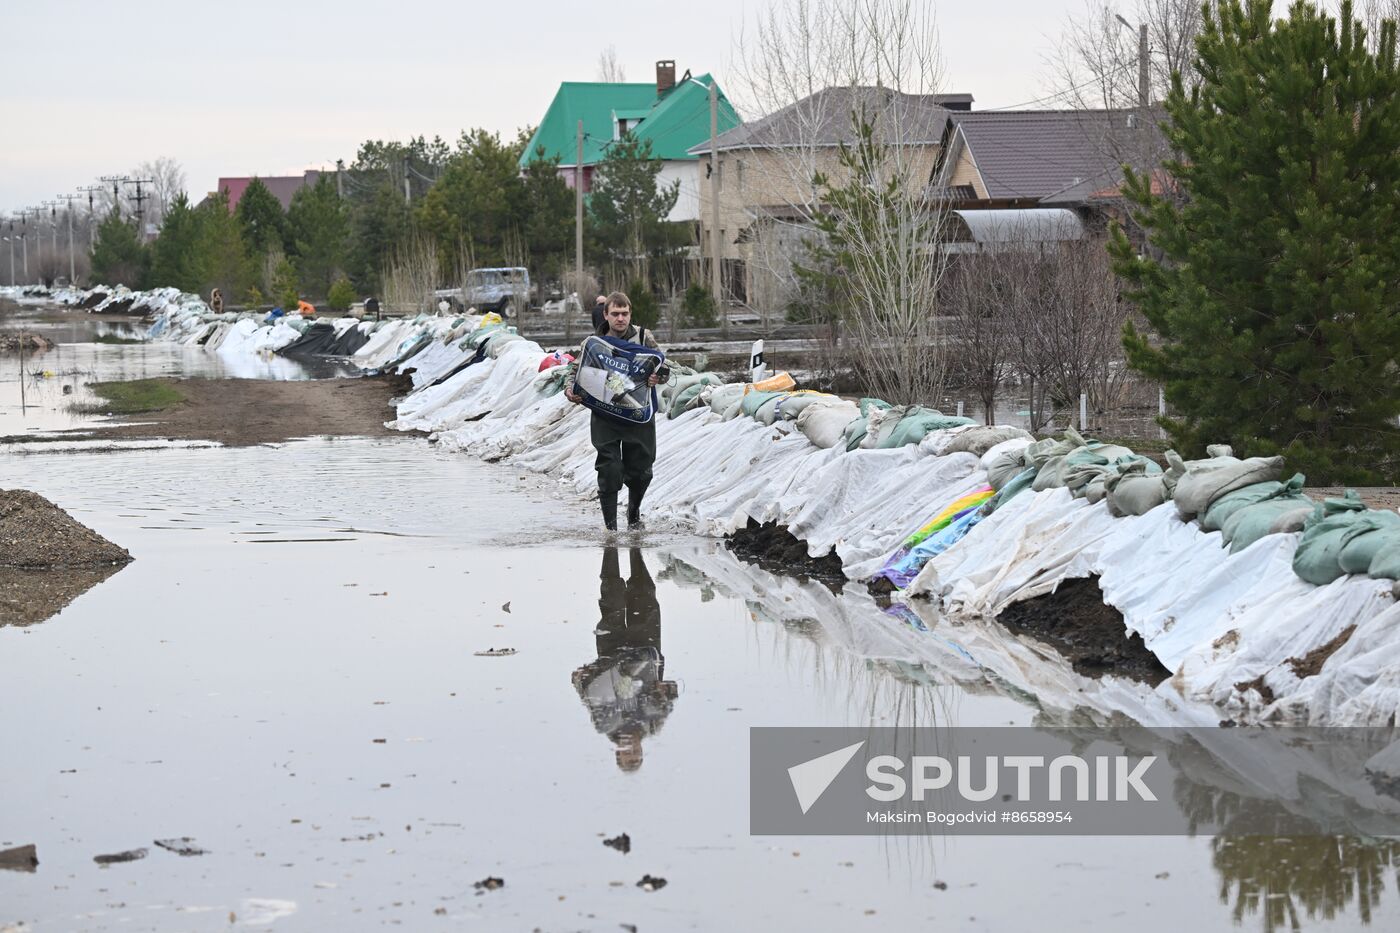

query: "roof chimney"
xmin=656 ymin=60 xmax=676 ymax=96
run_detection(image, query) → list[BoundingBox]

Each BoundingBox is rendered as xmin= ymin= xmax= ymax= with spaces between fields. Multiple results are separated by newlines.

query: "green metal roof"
xmin=520 ymin=74 xmax=740 ymax=168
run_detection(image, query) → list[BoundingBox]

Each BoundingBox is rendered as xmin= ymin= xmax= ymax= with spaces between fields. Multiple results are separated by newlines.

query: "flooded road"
xmin=2 ymin=318 xmax=1397 ymax=931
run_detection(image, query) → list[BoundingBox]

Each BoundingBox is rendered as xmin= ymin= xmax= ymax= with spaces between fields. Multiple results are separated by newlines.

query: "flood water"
xmin=0 ymin=310 xmax=356 ymax=436
xmin=2 ymin=311 xmax=1397 ymax=931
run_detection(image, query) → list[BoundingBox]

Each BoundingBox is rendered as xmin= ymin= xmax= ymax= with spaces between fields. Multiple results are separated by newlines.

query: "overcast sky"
xmin=1 ymin=0 xmax=1110 ymax=212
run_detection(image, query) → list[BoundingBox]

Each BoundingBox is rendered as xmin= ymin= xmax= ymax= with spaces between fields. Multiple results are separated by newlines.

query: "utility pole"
xmin=6 ymin=220 xmax=15 ymax=286
xmin=100 ymin=175 xmax=129 ymax=219
xmin=43 ymin=201 xmax=59 ymax=275
xmin=78 ymin=185 xmax=103 ymax=251
xmin=336 ymin=159 xmax=345 ymax=198
xmin=572 ymin=118 xmax=583 ymax=344
xmin=20 ymin=210 xmax=33 ymax=282
xmin=126 ymin=178 xmax=155 ymax=233
xmin=1115 ymin=15 xmax=1152 ymax=190
xmin=708 ymin=79 xmax=726 ymax=339
xmin=59 ymin=193 xmax=79 ymax=284
xmin=403 ymin=158 xmax=411 ymax=206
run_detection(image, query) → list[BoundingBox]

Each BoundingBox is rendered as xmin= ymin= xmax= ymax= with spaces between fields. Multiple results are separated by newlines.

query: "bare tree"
xmin=730 ymin=0 xmax=953 ymax=405
xmin=597 ymin=45 xmax=627 ymax=82
xmin=943 ymin=252 xmax=1016 ymax=423
xmin=136 ymin=157 xmax=187 ymax=229
xmin=382 ymin=234 xmax=439 ymax=315
xmin=1046 ymin=0 xmax=1205 ymax=112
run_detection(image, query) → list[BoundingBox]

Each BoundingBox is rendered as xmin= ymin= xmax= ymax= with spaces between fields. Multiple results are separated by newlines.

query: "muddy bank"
xmin=995 ymin=576 xmax=1171 ymax=685
xmin=2 ymin=375 xmax=411 ymax=447
xmin=0 ymin=489 xmax=132 ymax=569
xmin=725 ymin=520 xmax=846 ymax=591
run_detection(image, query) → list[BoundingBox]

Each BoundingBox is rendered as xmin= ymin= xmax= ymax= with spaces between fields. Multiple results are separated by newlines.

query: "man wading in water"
xmin=565 ymin=292 xmax=665 ymax=531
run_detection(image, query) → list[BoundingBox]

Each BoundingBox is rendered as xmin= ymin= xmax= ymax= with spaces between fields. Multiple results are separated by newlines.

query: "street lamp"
xmin=1114 ymin=14 xmax=1151 ymax=191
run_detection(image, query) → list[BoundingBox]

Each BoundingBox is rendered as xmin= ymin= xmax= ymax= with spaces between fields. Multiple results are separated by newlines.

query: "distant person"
xmin=564 ymin=291 xmax=667 ymax=531
xmin=365 ymin=297 xmax=381 ymax=322
xmin=209 ymin=288 xmax=224 ymax=314
xmin=296 ymin=299 xmax=316 ymax=318
xmin=591 ymin=294 xmax=608 ymax=332
xmin=572 ymin=547 xmax=676 ymax=772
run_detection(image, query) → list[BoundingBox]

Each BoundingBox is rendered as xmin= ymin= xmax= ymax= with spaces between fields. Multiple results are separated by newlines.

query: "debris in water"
xmin=474 ymin=647 xmax=517 ymax=657
xmin=474 ymin=876 xmax=504 ymax=892
xmin=153 ymin=837 xmax=207 ymax=857
xmin=94 ymin=848 xmax=147 ymax=865
xmin=501 ymin=601 xmax=511 ymax=613
xmin=933 ymin=880 xmax=948 ymax=890
xmin=603 ymin=832 xmax=631 ymax=854
xmin=0 ymin=844 xmax=38 ymax=872
xmin=637 ymin=874 xmax=667 ymax=891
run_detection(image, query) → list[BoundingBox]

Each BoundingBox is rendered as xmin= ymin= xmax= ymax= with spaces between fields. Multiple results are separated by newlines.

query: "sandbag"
xmin=741 ymin=390 xmax=785 ymax=419
xmin=1292 ymin=496 xmax=1370 ymax=585
xmin=1337 ymin=511 xmax=1400 ymax=576
xmin=773 ymin=393 xmax=838 ymax=422
xmin=877 ymin=406 xmax=976 ymax=449
xmin=754 ymin=395 xmax=786 ymax=425
xmin=860 ymin=406 xmax=905 ymax=449
xmin=983 ymin=467 xmax=1038 ymax=514
xmin=1221 ymin=498 xmax=1314 ymax=553
xmin=707 ymin=383 xmax=746 ymax=415
xmin=748 ymin=371 xmax=797 ymax=393
xmin=1171 ymin=449 xmax=1285 ymax=519
xmin=1104 ymin=456 xmax=1183 ymax=518
xmin=942 ymin=425 xmax=1033 ymax=458
xmin=667 ymin=372 xmax=723 ymax=418
xmin=844 ymin=417 xmax=870 ymax=451
xmin=1200 ymin=473 xmax=1305 ymax=533
xmin=859 ymin=398 xmax=891 ymax=416
xmin=1370 ymin=539 xmax=1400 ymax=580
xmin=796 ymin=400 xmax=859 ymax=449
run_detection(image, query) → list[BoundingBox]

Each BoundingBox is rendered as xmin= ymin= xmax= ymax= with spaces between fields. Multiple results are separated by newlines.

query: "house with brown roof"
xmin=213 ymin=170 xmax=323 ymax=212
xmin=685 ymin=86 xmax=973 ymax=309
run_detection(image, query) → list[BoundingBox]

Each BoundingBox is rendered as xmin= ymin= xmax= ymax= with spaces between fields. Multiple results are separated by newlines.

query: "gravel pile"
xmin=0 ymin=489 xmax=132 ymax=568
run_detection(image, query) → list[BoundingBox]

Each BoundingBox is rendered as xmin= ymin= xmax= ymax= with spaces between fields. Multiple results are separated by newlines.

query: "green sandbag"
xmin=668 ymin=373 xmax=722 ymax=418
xmin=1293 ymin=505 xmax=1367 ymax=585
xmin=844 ymin=417 xmax=870 ymax=451
xmin=1201 ymin=473 xmax=1306 ymax=533
xmin=983 ymin=467 xmax=1037 ymax=514
xmin=878 ymin=406 xmax=977 ymax=449
xmin=1369 ymin=539 xmax=1400 ymax=580
xmin=859 ymin=398 xmax=891 ymax=417
xmin=1337 ymin=511 xmax=1400 ymax=575
xmin=1104 ymin=456 xmax=1181 ymax=517
xmin=741 ymin=390 xmax=784 ymax=418
xmin=986 ymin=450 xmax=1029 ymax=491
xmin=1222 ymin=498 xmax=1314 ymax=553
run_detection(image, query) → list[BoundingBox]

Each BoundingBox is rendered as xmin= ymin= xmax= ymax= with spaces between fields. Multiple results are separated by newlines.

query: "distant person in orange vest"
xmin=297 ymin=299 xmax=316 ymax=318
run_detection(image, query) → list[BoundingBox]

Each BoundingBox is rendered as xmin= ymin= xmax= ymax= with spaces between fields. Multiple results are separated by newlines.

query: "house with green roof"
xmin=520 ymin=61 xmax=740 ymax=223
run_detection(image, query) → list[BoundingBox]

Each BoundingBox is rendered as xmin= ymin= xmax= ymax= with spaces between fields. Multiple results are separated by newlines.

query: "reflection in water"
xmin=0 ymin=565 xmax=125 ymax=627
xmin=573 ymin=547 xmax=678 ymax=771
xmin=1212 ymin=833 xmax=1399 ymax=932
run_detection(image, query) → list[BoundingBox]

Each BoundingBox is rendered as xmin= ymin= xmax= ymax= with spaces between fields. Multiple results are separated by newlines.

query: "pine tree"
xmin=195 ymin=193 xmax=254 ymax=301
xmin=149 ymin=194 xmax=204 ymax=291
xmin=235 ymin=178 xmax=287 ymax=255
xmin=587 ymin=135 xmax=681 ymax=280
xmin=1112 ymin=0 xmax=1400 ymax=483
xmin=287 ymin=176 xmax=349 ymax=298
xmin=90 ymin=211 xmax=149 ymax=287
